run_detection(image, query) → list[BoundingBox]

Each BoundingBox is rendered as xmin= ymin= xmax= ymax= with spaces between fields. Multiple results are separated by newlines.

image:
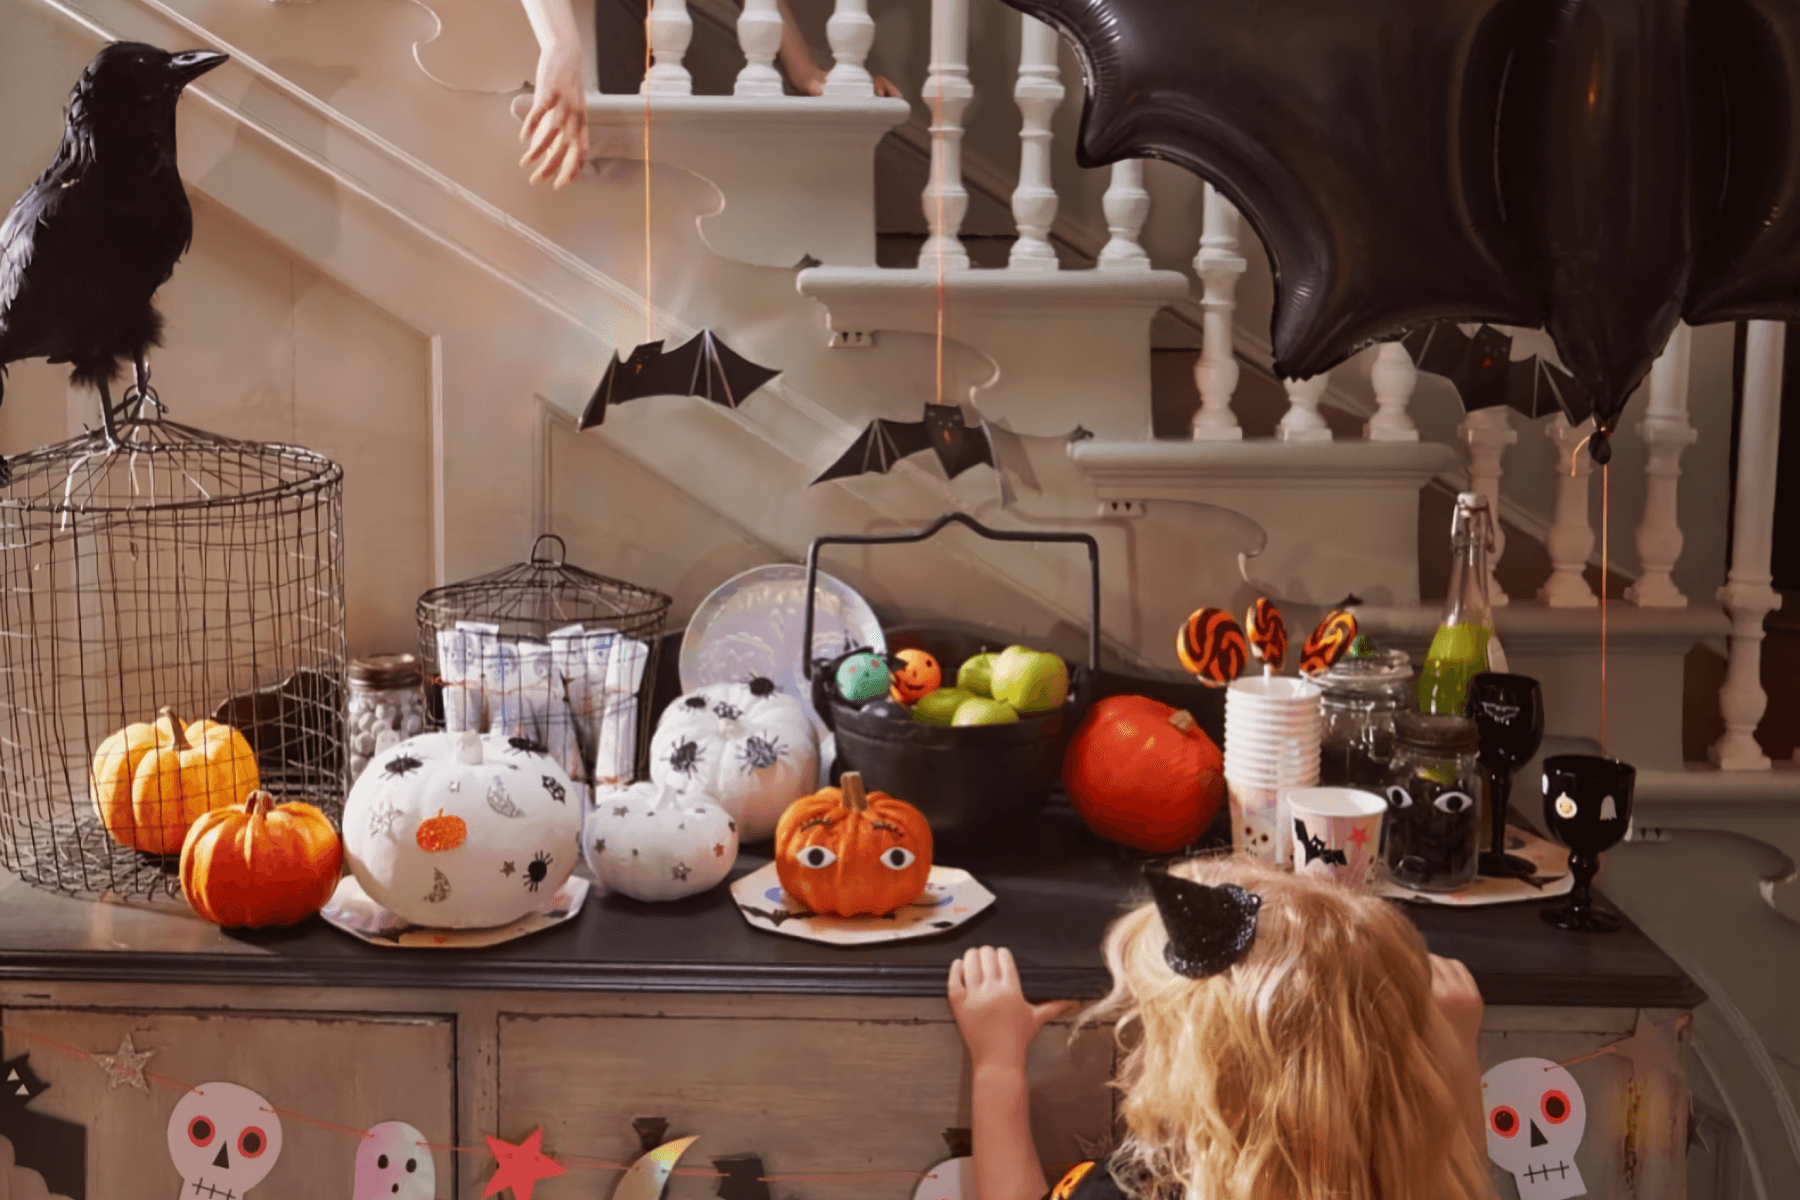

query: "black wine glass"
xmin=1540 ymin=754 xmax=1636 ymax=933
xmin=1467 ymin=673 xmax=1544 ymax=879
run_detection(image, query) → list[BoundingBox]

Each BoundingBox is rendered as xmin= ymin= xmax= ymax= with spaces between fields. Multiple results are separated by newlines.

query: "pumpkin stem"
xmin=841 ymin=771 xmax=869 ymax=813
xmin=1167 ymin=710 xmax=1198 ymax=734
xmin=244 ymin=789 xmax=276 ymax=816
xmin=159 ymin=706 xmax=192 ymax=752
xmin=456 ymin=730 xmax=484 ymax=765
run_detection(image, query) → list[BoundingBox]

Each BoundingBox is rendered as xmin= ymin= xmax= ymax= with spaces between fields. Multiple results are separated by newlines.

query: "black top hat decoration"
xmin=1145 ymin=867 xmax=1262 ymax=979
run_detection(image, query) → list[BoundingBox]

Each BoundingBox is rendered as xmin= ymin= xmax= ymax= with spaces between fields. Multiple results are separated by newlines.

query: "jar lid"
xmin=350 ymin=653 xmax=422 ymax=687
xmin=1320 ymin=646 xmax=1413 ymax=686
xmin=1395 ymin=711 xmax=1478 ymax=753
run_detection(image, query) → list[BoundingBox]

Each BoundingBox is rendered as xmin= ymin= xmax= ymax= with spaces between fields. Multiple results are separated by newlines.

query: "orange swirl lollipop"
xmin=1244 ymin=597 xmax=1287 ymax=673
xmin=1177 ymin=607 xmax=1248 ymax=687
xmin=1299 ymin=608 xmax=1359 ymax=676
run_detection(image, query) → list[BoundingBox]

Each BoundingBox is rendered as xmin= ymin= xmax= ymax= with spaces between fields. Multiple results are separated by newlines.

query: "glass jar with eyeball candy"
xmin=348 ymin=654 xmax=426 ymax=783
xmin=1382 ymin=712 xmax=1482 ymax=892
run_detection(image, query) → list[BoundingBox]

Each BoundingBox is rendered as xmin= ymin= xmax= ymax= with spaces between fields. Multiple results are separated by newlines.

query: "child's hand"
xmin=520 ymin=39 xmax=588 ymax=189
xmin=948 ymin=946 xmax=1074 ymax=1072
xmin=1429 ymin=953 xmax=1484 ymax=1048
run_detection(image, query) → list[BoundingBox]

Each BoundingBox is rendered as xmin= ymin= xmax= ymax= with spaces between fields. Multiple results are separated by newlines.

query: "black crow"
xmin=0 ymin=41 xmax=227 ymax=483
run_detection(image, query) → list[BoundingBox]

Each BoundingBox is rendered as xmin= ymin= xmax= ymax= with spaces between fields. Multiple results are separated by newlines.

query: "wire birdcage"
xmin=415 ymin=535 xmax=671 ymax=793
xmin=0 ymin=404 xmax=347 ymax=900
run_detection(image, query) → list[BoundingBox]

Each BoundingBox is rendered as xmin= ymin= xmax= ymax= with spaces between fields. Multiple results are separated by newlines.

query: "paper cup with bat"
xmin=1286 ymin=787 xmax=1385 ymax=891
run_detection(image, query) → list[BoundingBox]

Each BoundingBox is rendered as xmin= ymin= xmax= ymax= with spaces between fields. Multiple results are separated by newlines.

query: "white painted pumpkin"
xmin=649 ymin=677 xmax=819 ymax=842
xmin=584 ymin=780 xmax=740 ymax=902
xmin=343 ymin=730 xmax=582 ymax=929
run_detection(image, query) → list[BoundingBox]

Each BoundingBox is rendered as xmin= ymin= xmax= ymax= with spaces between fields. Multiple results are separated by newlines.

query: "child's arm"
xmin=948 ymin=947 xmax=1074 ymax=1200
xmin=519 ymin=0 xmax=589 ymax=188
xmin=1429 ymin=953 xmax=1487 ymax=1152
xmin=768 ymin=0 xmax=904 ymax=97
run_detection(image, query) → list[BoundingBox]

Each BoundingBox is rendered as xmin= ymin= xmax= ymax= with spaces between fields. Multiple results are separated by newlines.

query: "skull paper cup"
xmin=1285 ymin=787 xmax=1384 ymax=890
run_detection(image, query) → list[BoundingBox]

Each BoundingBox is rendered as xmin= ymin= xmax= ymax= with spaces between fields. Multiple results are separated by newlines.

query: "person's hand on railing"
xmin=519 ymin=0 xmax=589 ymax=189
xmin=772 ymin=0 xmax=903 ymax=98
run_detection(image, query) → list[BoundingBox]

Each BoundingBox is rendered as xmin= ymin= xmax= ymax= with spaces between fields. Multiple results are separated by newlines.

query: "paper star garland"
xmin=92 ymin=1033 xmax=153 ymax=1093
xmin=485 ymin=1128 xmax=567 ymax=1200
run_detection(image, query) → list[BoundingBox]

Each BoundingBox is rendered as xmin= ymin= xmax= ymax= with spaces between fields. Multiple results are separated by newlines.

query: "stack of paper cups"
xmin=1224 ymin=675 xmax=1323 ymax=866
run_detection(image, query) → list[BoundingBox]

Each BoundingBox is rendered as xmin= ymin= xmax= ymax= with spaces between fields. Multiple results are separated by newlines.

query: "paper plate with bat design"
xmin=729 ymin=861 xmax=995 ymax=945
xmin=682 ymin=564 xmax=885 ymax=736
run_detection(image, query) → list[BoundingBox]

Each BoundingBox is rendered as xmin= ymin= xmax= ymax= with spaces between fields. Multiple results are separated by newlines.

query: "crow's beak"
xmin=167 ymin=50 xmax=228 ymax=85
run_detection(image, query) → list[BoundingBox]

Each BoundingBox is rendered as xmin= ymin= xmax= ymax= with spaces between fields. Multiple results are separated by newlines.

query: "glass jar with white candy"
xmin=347 ymin=654 xmax=426 ymax=784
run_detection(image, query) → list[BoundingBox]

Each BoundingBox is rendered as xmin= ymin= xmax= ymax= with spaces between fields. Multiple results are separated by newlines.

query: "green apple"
xmin=955 ymin=653 xmax=996 ymax=697
xmin=952 ymin=697 xmax=1019 ymax=726
xmin=912 ymin=687 xmax=976 ymax=725
xmin=990 ymin=645 xmax=1069 ymax=714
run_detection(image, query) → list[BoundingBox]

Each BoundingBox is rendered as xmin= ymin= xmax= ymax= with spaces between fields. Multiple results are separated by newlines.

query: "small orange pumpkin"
xmin=889 ymin=649 xmax=943 ymax=706
xmin=415 ymin=810 xmax=468 ymax=853
xmin=91 ymin=708 xmax=260 ymax=855
xmin=775 ymin=772 xmax=933 ymax=916
xmin=180 ymin=789 xmax=343 ymax=928
xmin=1063 ymin=695 xmax=1225 ymax=851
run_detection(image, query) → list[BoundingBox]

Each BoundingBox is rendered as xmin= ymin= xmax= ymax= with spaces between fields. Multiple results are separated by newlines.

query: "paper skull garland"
xmin=343 ymin=731 xmax=582 ymax=929
xmin=1482 ymin=1058 xmax=1587 ymax=1200
xmin=167 ymin=1082 xmax=283 ymax=1200
xmin=649 ymin=678 xmax=819 ymax=842
xmin=351 ymin=1121 xmax=435 ymax=1200
xmin=585 ymin=780 xmax=740 ymax=901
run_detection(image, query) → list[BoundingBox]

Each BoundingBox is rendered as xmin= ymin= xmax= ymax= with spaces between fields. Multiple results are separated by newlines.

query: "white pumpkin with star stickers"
xmin=648 ymin=677 xmax=819 ymax=842
xmin=584 ymin=779 xmax=739 ymax=902
xmin=343 ymin=730 xmax=581 ymax=928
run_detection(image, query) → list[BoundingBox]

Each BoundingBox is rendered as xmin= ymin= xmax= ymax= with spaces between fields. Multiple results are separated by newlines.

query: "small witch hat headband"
xmin=1145 ymin=867 xmax=1262 ymax=979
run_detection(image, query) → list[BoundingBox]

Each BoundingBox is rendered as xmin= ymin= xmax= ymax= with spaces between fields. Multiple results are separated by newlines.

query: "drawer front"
xmin=497 ymin=1010 xmax=1115 ymax=1200
xmin=2 ymin=1007 xmax=455 ymax=1200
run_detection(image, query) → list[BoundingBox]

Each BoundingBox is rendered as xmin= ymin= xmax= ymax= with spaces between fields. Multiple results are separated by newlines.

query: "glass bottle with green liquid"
xmin=1418 ymin=492 xmax=1508 ymax=716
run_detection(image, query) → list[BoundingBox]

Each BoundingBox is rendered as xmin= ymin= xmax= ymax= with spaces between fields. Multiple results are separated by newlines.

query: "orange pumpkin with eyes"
xmin=775 ymin=772 xmax=934 ymax=916
xmin=889 ymin=649 xmax=943 ymax=706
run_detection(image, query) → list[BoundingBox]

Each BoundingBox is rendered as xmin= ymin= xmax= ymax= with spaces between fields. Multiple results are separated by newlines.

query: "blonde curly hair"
xmin=1079 ymin=855 xmax=1496 ymax=1200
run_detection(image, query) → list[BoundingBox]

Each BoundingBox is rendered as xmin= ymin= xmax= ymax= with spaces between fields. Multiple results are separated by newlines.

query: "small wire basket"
xmin=415 ymin=535 xmax=671 ymax=792
xmin=0 ymin=410 xmax=347 ymax=900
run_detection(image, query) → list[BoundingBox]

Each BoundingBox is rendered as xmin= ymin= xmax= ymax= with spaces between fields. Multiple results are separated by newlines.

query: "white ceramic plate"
xmin=320 ymin=874 xmax=590 ymax=948
xmin=681 ymin=564 xmax=885 ymax=734
xmin=729 ymin=861 xmax=995 ymax=945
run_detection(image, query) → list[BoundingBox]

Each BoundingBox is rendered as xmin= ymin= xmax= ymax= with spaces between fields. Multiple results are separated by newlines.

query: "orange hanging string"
xmin=643 ymin=27 xmax=654 ymax=343
xmin=933 ymin=80 xmax=946 ymax=407
xmin=1601 ymin=462 xmax=1609 ymax=758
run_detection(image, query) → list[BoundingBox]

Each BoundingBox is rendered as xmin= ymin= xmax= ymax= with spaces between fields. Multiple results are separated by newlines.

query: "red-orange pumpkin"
xmin=774 ymin=772 xmax=933 ymax=916
xmin=1062 ymin=695 xmax=1225 ymax=851
xmin=180 ymin=789 xmax=343 ymax=928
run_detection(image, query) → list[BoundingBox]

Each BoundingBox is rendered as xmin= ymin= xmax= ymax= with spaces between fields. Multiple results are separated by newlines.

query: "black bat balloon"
xmin=1400 ymin=324 xmax=1592 ymax=424
xmin=580 ymin=330 xmax=779 ymax=429
xmin=812 ymin=403 xmax=996 ymax=484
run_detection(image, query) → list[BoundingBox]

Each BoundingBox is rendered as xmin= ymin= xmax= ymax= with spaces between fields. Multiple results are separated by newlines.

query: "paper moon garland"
xmin=612 ymin=1135 xmax=699 ymax=1200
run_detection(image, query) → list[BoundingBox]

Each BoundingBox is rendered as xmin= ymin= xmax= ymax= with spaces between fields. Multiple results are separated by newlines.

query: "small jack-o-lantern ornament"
xmin=889 ymin=649 xmax=943 ymax=706
xmin=775 ymin=772 xmax=933 ymax=916
xmin=649 ymin=678 xmax=819 ymax=843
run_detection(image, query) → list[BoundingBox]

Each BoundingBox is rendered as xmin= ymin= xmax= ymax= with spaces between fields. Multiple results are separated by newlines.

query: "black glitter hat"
xmin=1145 ymin=867 xmax=1262 ymax=979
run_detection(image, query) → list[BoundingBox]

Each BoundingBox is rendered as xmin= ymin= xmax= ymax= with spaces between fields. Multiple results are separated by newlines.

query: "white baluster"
xmin=643 ymin=0 xmax=693 ymax=95
xmin=1008 ymin=16 xmax=1062 ymax=271
xmin=1539 ymin=414 xmax=1600 ymax=608
xmin=823 ymin=0 xmax=876 ymax=96
xmin=919 ymin=0 xmax=972 ymax=272
xmin=734 ymin=0 xmax=784 ymax=96
xmin=1459 ymin=407 xmax=1517 ymax=607
xmin=1627 ymin=323 xmax=1698 ymax=607
xmin=1712 ymin=320 xmax=1786 ymax=770
xmin=1191 ymin=184 xmax=1245 ymax=441
xmin=1367 ymin=343 xmax=1421 ymax=441
xmin=1277 ymin=374 xmax=1332 ymax=442
xmin=1098 ymin=160 xmax=1151 ymax=269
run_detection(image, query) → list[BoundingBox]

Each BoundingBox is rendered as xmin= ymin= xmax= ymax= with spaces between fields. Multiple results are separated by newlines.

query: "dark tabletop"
xmin=0 ymin=798 xmax=1704 ymax=1009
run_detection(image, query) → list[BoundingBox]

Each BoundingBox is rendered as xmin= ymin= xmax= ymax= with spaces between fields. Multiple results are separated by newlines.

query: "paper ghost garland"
xmin=1481 ymin=1057 xmax=1587 ymax=1200
xmin=352 ymin=1121 xmax=435 ymax=1200
xmin=167 ymin=1082 xmax=284 ymax=1200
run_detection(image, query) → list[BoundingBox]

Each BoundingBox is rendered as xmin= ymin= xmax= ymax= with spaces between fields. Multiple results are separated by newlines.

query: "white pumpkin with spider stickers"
xmin=649 ymin=678 xmax=818 ymax=842
xmin=343 ymin=730 xmax=581 ymax=928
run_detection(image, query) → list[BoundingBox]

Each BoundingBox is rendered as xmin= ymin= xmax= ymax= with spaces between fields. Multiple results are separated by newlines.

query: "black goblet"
xmin=1540 ymin=754 xmax=1635 ymax=933
xmin=1467 ymin=673 xmax=1544 ymax=879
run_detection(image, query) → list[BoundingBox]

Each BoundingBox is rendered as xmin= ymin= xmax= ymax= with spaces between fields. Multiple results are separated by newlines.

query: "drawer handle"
xmin=632 ymin=1116 xmax=670 ymax=1155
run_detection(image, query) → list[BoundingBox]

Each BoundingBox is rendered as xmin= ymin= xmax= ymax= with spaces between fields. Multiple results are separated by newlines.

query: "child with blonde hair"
xmin=948 ymin=855 xmax=1494 ymax=1200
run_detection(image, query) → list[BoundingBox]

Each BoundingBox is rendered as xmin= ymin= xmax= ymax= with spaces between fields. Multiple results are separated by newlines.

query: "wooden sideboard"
xmin=0 ymin=803 xmax=1705 ymax=1200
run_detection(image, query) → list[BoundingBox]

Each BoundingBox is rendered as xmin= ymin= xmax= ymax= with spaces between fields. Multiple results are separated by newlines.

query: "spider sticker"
xmin=737 ymin=734 xmax=786 ymax=773
xmin=383 ymin=755 xmax=425 ymax=780
xmin=666 ymin=739 xmax=702 ymax=778
xmin=507 ymin=737 xmax=549 ymax=758
xmin=712 ymin=701 xmax=743 ymax=722
xmin=541 ymin=775 xmax=567 ymax=804
xmin=524 ymin=851 xmax=553 ymax=892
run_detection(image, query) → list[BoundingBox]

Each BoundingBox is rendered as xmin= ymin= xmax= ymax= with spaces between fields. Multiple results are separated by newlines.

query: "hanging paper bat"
xmin=580 ymin=331 xmax=780 ymax=429
xmin=1399 ymin=323 xmax=1593 ymax=424
xmin=1294 ymin=819 xmax=1348 ymax=868
xmin=0 ymin=1054 xmax=86 ymax=1200
xmin=811 ymin=403 xmax=996 ymax=484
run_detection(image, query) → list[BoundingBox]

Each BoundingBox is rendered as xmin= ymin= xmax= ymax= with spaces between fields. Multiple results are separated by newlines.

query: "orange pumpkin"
xmin=775 ymin=772 xmax=933 ymax=916
xmin=91 ymin=708 xmax=260 ymax=855
xmin=889 ymin=649 xmax=943 ymax=706
xmin=180 ymin=789 xmax=343 ymax=928
xmin=1063 ymin=695 xmax=1226 ymax=851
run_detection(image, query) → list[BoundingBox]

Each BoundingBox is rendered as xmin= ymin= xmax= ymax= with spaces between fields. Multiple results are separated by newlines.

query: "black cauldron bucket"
xmin=802 ymin=514 xmax=1099 ymax=849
